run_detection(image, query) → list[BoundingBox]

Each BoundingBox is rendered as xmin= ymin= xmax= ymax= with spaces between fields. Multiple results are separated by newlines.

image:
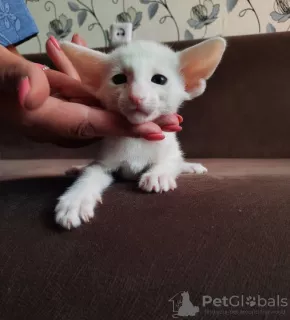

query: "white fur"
xmin=97 ymin=41 xmax=190 ymax=124
xmin=55 ymin=39 xmax=225 ymax=229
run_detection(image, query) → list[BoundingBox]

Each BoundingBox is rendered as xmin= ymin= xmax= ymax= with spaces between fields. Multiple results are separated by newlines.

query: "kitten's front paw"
xmin=181 ymin=162 xmax=208 ymax=175
xmin=139 ymin=173 xmax=177 ymax=193
xmin=55 ymin=190 xmax=102 ymax=230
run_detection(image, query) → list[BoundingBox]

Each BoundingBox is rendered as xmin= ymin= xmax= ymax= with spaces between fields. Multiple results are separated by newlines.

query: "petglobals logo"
xmin=168 ymin=292 xmax=288 ymax=318
xmin=202 ymin=295 xmax=288 ymax=308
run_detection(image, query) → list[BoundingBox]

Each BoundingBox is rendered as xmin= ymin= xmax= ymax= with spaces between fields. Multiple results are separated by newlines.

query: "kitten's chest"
xmin=99 ymin=133 xmax=178 ymax=170
xmin=112 ymin=138 xmax=164 ymax=179
xmin=104 ymin=137 xmax=160 ymax=164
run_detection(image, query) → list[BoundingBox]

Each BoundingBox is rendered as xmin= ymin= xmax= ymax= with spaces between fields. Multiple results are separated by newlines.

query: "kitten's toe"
xmin=78 ymin=198 xmax=96 ymax=222
xmin=55 ymin=192 xmax=99 ymax=229
xmin=139 ymin=174 xmax=159 ymax=192
xmin=139 ymin=173 xmax=177 ymax=193
xmin=158 ymin=174 xmax=176 ymax=192
xmin=55 ymin=205 xmax=82 ymax=229
xmin=181 ymin=162 xmax=208 ymax=175
xmin=169 ymin=177 xmax=177 ymax=191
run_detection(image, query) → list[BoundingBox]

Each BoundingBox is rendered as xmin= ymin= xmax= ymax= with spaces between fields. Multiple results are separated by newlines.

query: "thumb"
xmin=17 ymin=62 xmax=50 ymax=110
xmin=0 ymin=46 xmax=50 ymax=111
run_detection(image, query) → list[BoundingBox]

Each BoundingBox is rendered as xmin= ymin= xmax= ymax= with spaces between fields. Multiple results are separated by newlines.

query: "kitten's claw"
xmin=139 ymin=173 xmax=177 ymax=193
xmin=66 ymin=221 xmax=72 ymax=230
xmin=181 ymin=162 xmax=208 ymax=175
xmin=82 ymin=213 xmax=91 ymax=223
xmin=55 ymin=190 xmax=100 ymax=229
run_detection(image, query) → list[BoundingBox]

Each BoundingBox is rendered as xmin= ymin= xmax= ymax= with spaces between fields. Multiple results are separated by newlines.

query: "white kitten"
xmin=55 ymin=38 xmax=226 ymax=229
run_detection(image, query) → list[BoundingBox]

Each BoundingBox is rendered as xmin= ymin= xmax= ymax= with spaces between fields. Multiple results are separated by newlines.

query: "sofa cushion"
xmin=1 ymin=159 xmax=290 ymax=319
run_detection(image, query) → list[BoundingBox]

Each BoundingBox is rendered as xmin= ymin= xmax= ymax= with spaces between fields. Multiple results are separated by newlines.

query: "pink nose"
xmin=129 ymin=94 xmax=143 ymax=106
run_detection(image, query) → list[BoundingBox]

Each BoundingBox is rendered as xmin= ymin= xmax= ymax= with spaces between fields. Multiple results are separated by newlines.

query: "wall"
xmin=18 ymin=0 xmax=289 ymax=54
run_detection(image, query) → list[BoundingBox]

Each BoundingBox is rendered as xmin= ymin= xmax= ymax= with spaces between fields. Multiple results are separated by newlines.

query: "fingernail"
xmin=175 ymin=114 xmax=183 ymax=124
xmin=162 ymin=125 xmax=182 ymax=132
xmin=72 ymin=33 xmax=78 ymax=41
xmin=18 ymin=76 xmax=30 ymax=107
xmin=144 ymin=133 xmax=165 ymax=141
xmin=49 ymin=36 xmax=61 ymax=51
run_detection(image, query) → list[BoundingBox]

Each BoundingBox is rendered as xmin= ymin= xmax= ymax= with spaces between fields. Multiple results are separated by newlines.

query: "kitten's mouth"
xmin=127 ymin=104 xmax=152 ymax=117
xmin=134 ymin=107 xmax=150 ymax=116
xmin=120 ymin=102 xmax=157 ymax=124
xmin=125 ymin=108 xmax=157 ymax=125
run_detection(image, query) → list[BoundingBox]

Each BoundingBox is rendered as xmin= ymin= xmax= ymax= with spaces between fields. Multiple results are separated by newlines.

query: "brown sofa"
xmin=1 ymin=32 xmax=290 ymax=320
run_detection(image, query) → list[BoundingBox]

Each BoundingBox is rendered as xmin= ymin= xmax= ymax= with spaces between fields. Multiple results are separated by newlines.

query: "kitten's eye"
xmin=112 ymin=73 xmax=127 ymax=85
xmin=151 ymin=74 xmax=168 ymax=85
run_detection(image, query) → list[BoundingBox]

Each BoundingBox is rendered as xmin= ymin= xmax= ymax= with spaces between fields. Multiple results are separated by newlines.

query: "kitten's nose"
xmin=129 ymin=94 xmax=143 ymax=107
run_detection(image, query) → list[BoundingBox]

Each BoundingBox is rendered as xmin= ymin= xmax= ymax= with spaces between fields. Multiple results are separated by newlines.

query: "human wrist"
xmin=6 ymin=45 xmax=21 ymax=57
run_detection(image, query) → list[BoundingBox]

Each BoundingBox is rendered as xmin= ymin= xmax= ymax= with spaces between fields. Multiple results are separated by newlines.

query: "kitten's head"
xmin=60 ymin=38 xmax=226 ymax=124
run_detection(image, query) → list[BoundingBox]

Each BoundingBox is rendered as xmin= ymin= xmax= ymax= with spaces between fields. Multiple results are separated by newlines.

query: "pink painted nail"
xmin=18 ymin=77 xmax=30 ymax=107
xmin=144 ymin=133 xmax=165 ymax=141
xmin=174 ymin=113 xmax=183 ymax=124
xmin=72 ymin=33 xmax=79 ymax=40
xmin=72 ymin=33 xmax=78 ymax=43
xmin=49 ymin=35 xmax=61 ymax=51
xmin=162 ymin=125 xmax=182 ymax=132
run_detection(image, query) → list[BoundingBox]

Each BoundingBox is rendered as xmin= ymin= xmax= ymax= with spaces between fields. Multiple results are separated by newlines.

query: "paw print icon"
xmin=245 ymin=296 xmax=256 ymax=307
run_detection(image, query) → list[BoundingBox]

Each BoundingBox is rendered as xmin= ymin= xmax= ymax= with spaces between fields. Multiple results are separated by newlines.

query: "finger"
xmin=154 ymin=114 xmax=180 ymax=127
xmin=154 ymin=114 xmax=183 ymax=132
xmin=0 ymin=46 xmax=27 ymax=93
xmin=46 ymin=36 xmax=81 ymax=81
xmin=23 ymin=97 xmax=124 ymax=140
xmin=86 ymin=108 xmax=164 ymax=138
xmin=1 ymin=61 xmax=50 ymax=111
xmin=175 ymin=114 xmax=183 ymax=124
xmin=84 ymin=113 xmax=182 ymax=137
xmin=88 ymin=111 xmax=168 ymax=141
xmin=30 ymin=99 xmax=163 ymax=140
xmin=72 ymin=33 xmax=87 ymax=47
xmin=45 ymin=69 xmax=99 ymax=105
xmin=132 ymin=123 xmax=165 ymax=140
xmin=24 ymin=92 xmax=165 ymax=141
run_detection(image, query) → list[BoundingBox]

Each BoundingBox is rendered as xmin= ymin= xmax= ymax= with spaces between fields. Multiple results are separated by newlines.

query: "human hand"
xmin=0 ymin=36 xmax=183 ymax=148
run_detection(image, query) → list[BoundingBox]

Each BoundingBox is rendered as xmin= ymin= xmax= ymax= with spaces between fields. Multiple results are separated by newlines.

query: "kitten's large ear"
xmin=179 ymin=37 xmax=226 ymax=99
xmin=59 ymin=41 xmax=109 ymax=89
